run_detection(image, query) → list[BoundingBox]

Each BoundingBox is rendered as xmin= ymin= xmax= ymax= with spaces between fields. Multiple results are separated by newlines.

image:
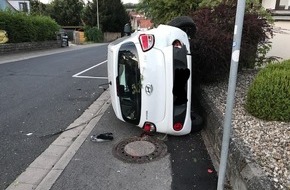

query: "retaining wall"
xmin=0 ymin=41 xmax=60 ymax=55
xmin=197 ymin=87 xmax=275 ymax=190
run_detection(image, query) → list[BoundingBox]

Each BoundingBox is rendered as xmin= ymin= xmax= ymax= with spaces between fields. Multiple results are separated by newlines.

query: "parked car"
xmin=107 ymin=16 xmax=201 ymax=136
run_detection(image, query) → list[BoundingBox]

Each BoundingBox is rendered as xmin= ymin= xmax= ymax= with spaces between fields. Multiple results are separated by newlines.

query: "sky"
xmin=39 ymin=0 xmax=139 ymax=4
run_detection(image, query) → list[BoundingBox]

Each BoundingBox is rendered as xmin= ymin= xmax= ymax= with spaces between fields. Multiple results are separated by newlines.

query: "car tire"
xmin=167 ymin=16 xmax=196 ymax=39
xmin=190 ymin=111 xmax=203 ymax=133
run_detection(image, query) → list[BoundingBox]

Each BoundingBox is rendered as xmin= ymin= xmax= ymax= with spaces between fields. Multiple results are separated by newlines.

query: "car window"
xmin=117 ymin=43 xmax=141 ymax=125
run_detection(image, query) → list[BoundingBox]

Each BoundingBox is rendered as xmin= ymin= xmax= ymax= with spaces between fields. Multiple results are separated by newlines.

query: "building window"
xmin=275 ymin=0 xmax=290 ymax=10
xmin=19 ymin=2 xmax=28 ymax=12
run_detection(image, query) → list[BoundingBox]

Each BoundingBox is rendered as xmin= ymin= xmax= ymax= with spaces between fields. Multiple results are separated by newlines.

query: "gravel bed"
xmin=201 ymin=69 xmax=290 ymax=190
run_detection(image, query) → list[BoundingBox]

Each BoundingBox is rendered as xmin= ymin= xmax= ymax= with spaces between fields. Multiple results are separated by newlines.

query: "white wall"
xmin=262 ymin=0 xmax=276 ymax=9
xmin=8 ymin=1 xmax=30 ymax=12
xmin=267 ymin=21 xmax=290 ymax=60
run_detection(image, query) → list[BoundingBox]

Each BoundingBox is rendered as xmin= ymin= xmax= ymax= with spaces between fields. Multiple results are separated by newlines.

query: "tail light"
xmin=139 ymin=34 xmax=155 ymax=52
xmin=143 ymin=122 xmax=156 ymax=132
xmin=173 ymin=122 xmax=183 ymax=131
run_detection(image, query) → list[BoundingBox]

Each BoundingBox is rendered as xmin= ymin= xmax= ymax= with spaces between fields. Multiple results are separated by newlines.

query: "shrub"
xmin=189 ymin=2 xmax=273 ymax=83
xmin=0 ymin=10 xmax=59 ymax=43
xmin=84 ymin=26 xmax=103 ymax=43
xmin=245 ymin=60 xmax=290 ymax=122
xmin=0 ymin=10 xmax=33 ymax=42
xmin=31 ymin=15 xmax=60 ymax=41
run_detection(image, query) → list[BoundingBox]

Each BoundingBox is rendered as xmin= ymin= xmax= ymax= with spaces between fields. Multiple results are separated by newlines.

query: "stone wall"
xmin=103 ymin=32 xmax=121 ymax=42
xmin=196 ymin=87 xmax=275 ymax=190
xmin=0 ymin=41 xmax=60 ymax=55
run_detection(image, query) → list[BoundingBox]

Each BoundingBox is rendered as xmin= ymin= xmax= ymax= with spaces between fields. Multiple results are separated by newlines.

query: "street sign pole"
xmin=217 ymin=0 xmax=246 ymax=189
xmin=97 ymin=0 xmax=100 ymax=30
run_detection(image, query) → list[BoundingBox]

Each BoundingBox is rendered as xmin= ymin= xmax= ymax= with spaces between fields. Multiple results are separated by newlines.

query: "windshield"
xmin=117 ymin=43 xmax=141 ymax=125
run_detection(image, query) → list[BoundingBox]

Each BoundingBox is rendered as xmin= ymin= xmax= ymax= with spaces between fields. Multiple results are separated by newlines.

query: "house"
xmin=0 ymin=0 xmax=30 ymax=13
xmin=128 ymin=10 xmax=153 ymax=31
xmin=262 ymin=0 xmax=290 ymax=21
xmin=262 ymin=0 xmax=290 ymax=60
xmin=138 ymin=19 xmax=153 ymax=30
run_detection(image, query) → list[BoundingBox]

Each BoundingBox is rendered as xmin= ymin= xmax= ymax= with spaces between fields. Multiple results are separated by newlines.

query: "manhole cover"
xmin=113 ymin=136 xmax=167 ymax=164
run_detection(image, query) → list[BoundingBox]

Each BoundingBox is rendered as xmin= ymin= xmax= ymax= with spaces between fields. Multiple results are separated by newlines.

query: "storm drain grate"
xmin=112 ymin=136 xmax=168 ymax=164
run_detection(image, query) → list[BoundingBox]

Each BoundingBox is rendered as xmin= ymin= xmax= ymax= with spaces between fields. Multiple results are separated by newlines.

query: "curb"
xmin=197 ymin=87 xmax=275 ymax=190
xmin=6 ymin=90 xmax=111 ymax=190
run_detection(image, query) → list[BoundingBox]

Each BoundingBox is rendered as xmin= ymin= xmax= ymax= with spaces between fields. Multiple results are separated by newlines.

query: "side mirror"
xmin=124 ymin=23 xmax=131 ymax=36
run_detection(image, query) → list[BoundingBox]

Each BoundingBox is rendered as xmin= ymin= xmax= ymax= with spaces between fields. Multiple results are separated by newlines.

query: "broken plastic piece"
xmin=91 ymin=133 xmax=113 ymax=142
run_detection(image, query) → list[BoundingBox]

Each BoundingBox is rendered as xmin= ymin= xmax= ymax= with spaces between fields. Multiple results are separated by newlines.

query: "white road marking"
xmin=72 ymin=60 xmax=107 ymax=79
xmin=73 ymin=76 xmax=108 ymax=79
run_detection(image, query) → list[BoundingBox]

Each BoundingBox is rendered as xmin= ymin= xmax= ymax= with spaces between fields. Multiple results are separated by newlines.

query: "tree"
xmin=82 ymin=0 xmax=129 ymax=32
xmin=49 ymin=0 xmax=84 ymax=26
xmin=30 ymin=0 xmax=49 ymax=16
xmin=189 ymin=1 xmax=274 ymax=82
xmin=199 ymin=0 xmax=262 ymax=8
xmin=82 ymin=0 xmax=103 ymax=27
xmin=138 ymin=0 xmax=263 ymax=25
xmin=138 ymin=0 xmax=202 ymax=25
xmin=124 ymin=3 xmax=138 ymax=9
xmin=101 ymin=0 xmax=130 ymax=32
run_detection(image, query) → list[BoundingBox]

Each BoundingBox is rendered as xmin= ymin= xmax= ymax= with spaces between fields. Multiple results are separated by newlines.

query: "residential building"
xmin=0 ymin=0 xmax=30 ymax=13
xmin=262 ymin=0 xmax=290 ymax=20
xmin=128 ymin=10 xmax=153 ymax=31
xmin=262 ymin=0 xmax=290 ymax=60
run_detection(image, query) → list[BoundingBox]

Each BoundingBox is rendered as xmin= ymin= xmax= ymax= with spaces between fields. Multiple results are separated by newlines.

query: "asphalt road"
xmin=50 ymin=105 xmax=218 ymax=190
xmin=0 ymin=44 xmax=108 ymax=189
xmin=1 ymin=43 xmax=218 ymax=190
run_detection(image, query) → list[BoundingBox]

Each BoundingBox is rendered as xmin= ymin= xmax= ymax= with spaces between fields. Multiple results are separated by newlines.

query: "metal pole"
xmin=97 ymin=0 xmax=100 ymax=30
xmin=217 ymin=0 xmax=246 ymax=189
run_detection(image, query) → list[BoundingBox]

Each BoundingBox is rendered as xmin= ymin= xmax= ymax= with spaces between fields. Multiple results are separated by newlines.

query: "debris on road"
xmin=90 ymin=133 xmax=114 ymax=142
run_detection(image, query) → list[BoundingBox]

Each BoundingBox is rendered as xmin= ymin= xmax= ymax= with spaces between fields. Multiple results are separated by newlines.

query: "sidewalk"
xmin=50 ymin=102 xmax=174 ymax=190
xmin=49 ymin=106 xmax=218 ymax=190
xmin=4 ymin=46 xmax=218 ymax=190
xmin=7 ymin=90 xmax=218 ymax=190
xmin=0 ymin=43 xmax=107 ymax=65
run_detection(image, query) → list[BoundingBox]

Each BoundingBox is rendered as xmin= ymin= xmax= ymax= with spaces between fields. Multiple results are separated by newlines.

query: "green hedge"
xmin=246 ymin=60 xmax=290 ymax=122
xmin=84 ymin=26 xmax=103 ymax=43
xmin=0 ymin=10 xmax=60 ymax=43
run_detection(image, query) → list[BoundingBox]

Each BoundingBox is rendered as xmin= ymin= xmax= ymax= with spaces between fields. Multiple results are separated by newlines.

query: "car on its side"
xmin=107 ymin=16 xmax=201 ymax=136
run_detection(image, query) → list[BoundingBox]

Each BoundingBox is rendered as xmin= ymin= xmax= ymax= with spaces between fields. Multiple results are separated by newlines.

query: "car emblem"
xmin=145 ymin=84 xmax=153 ymax=95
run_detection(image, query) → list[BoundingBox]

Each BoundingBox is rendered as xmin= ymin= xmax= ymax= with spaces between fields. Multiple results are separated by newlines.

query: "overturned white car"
xmin=107 ymin=16 xmax=200 ymax=136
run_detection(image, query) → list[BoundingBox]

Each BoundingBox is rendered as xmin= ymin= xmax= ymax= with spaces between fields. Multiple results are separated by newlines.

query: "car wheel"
xmin=167 ymin=16 xmax=196 ymax=39
xmin=191 ymin=111 xmax=203 ymax=133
